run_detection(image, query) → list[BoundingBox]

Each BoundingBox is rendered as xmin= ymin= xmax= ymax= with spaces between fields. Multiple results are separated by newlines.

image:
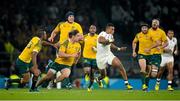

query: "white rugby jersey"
xmin=96 ymin=31 xmax=113 ymax=57
xmin=162 ymin=37 xmax=177 ymax=56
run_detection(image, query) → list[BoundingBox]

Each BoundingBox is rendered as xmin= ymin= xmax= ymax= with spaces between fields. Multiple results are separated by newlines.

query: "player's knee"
xmin=44 ymin=75 xmax=51 ymax=80
xmin=34 ymin=73 xmax=40 ymax=77
xmin=33 ymin=71 xmax=41 ymax=77
xmin=62 ymin=73 xmax=70 ymax=78
xmin=151 ymin=66 xmax=158 ymax=77
xmin=22 ymin=78 xmax=29 ymax=83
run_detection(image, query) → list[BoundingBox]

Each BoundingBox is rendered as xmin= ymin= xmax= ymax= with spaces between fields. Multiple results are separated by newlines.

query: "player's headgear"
xmin=140 ymin=23 xmax=149 ymax=28
xmin=65 ymin=11 xmax=74 ymax=20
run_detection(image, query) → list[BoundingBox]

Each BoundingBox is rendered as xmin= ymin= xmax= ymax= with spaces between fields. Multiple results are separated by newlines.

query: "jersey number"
xmin=27 ymin=41 xmax=33 ymax=48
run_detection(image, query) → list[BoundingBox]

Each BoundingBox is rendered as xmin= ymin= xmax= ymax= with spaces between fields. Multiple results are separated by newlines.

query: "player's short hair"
xmin=69 ymin=30 xmax=79 ymax=38
xmin=152 ymin=19 xmax=160 ymax=25
xmin=65 ymin=11 xmax=74 ymax=20
xmin=168 ymin=30 xmax=174 ymax=33
xmin=106 ymin=23 xmax=114 ymax=29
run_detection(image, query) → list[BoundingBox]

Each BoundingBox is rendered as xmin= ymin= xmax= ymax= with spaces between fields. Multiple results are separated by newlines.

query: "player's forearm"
xmin=111 ymin=44 xmax=119 ymax=50
xmin=149 ymin=41 xmax=161 ymax=50
xmin=75 ymin=52 xmax=81 ymax=64
xmin=32 ymin=52 xmax=38 ymax=67
xmin=132 ymin=42 xmax=137 ymax=53
xmin=42 ymin=41 xmax=54 ymax=46
xmin=161 ymin=41 xmax=168 ymax=49
xmin=58 ymin=51 xmax=72 ymax=58
xmin=174 ymin=45 xmax=178 ymax=54
xmin=50 ymin=31 xmax=57 ymax=39
xmin=98 ymin=37 xmax=111 ymax=45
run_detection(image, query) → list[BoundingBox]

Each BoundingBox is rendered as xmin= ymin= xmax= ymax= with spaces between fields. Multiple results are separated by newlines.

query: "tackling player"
xmin=48 ymin=11 xmax=83 ymax=88
xmin=35 ymin=30 xmax=82 ymax=89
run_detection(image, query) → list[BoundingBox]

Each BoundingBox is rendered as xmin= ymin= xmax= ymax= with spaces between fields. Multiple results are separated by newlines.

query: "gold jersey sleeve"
xmin=19 ymin=37 xmax=42 ymax=63
xmin=83 ymin=34 xmax=98 ymax=59
xmin=133 ymin=34 xmax=139 ymax=43
xmin=55 ymin=40 xmax=81 ymax=66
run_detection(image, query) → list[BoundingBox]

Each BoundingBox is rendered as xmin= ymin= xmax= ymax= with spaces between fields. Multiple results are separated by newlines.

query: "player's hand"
xmin=48 ymin=37 xmax=54 ymax=42
xmin=119 ymin=47 xmax=127 ymax=51
xmin=71 ymin=53 xmax=79 ymax=58
xmin=144 ymin=48 xmax=150 ymax=53
xmin=174 ymin=50 xmax=178 ymax=55
xmin=31 ymin=65 xmax=41 ymax=76
xmin=92 ymin=47 xmax=97 ymax=52
xmin=132 ymin=52 xmax=137 ymax=58
xmin=108 ymin=35 xmax=114 ymax=43
xmin=53 ymin=44 xmax=58 ymax=50
xmin=156 ymin=46 xmax=161 ymax=50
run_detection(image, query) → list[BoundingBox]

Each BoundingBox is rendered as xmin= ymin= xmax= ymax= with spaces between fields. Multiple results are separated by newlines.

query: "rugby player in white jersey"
xmin=95 ymin=23 xmax=133 ymax=91
xmin=155 ymin=30 xmax=178 ymax=91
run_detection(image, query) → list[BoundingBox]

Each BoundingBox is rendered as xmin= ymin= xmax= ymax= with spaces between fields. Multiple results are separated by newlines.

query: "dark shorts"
xmin=49 ymin=62 xmax=70 ymax=73
xmin=15 ymin=58 xmax=33 ymax=75
xmin=137 ymin=54 xmax=152 ymax=65
xmin=150 ymin=54 xmax=161 ymax=68
xmin=83 ymin=58 xmax=97 ymax=69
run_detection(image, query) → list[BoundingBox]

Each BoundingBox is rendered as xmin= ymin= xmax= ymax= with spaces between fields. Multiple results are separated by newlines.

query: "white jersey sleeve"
xmin=174 ymin=37 xmax=177 ymax=45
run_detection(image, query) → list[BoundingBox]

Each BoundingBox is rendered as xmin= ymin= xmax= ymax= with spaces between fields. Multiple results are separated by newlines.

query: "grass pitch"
xmin=0 ymin=88 xmax=179 ymax=100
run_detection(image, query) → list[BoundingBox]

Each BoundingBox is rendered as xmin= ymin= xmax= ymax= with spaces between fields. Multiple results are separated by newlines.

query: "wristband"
xmin=117 ymin=48 xmax=121 ymax=51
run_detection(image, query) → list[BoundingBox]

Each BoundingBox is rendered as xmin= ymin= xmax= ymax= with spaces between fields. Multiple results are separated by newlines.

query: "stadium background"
xmin=0 ymin=0 xmax=179 ymax=89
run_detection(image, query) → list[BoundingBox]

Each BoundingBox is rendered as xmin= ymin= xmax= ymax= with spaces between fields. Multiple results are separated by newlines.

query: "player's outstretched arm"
xmin=42 ymin=41 xmax=58 ymax=49
xmin=132 ymin=40 xmax=137 ymax=57
xmin=58 ymin=51 xmax=78 ymax=58
xmin=111 ymin=44 xmax=127 ymax=51
xmin=48 ymin=30 xmax=58 ymax=42
xmin=144 ymin=40 xmax=161 ymax=53
xmin=161 ymin=40 xmax=168 ymax=49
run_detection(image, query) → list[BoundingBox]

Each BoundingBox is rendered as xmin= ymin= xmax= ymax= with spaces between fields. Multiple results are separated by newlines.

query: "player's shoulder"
xmin=32 ymin=36 xmax=40 ymax=41
xmin=158 ymin=28 xmax=165 ymax=33
xmin=136 ymin=32 xmax=142 ymax=35
xmin=84 ymin=33 xmax=89 ymax=38
xmin=61 ymin=40 xmax=69 ymax=47
xmin=135 ymin=32 xmax=141 ymax=38
xmin=149 ymin=28 xmax=153 ymax=31
xmin=99 ymin=31 xmax=107 ymax=36
xmin=172 ymin=37 xmax=177 ymax=42
xmin=31 ymin=36 xmax=40 ymax=45
xmin=74 ymin=22 xmax=81 ymax=26
xmin=94 ymin=33 xmax=98 ymax=37
xmin=57 ymin=21 xmax=65 ymax=26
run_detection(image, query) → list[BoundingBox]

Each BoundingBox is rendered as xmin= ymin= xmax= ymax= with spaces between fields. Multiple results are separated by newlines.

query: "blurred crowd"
xmin=0 ymin=0 xmax=179 ymax=83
